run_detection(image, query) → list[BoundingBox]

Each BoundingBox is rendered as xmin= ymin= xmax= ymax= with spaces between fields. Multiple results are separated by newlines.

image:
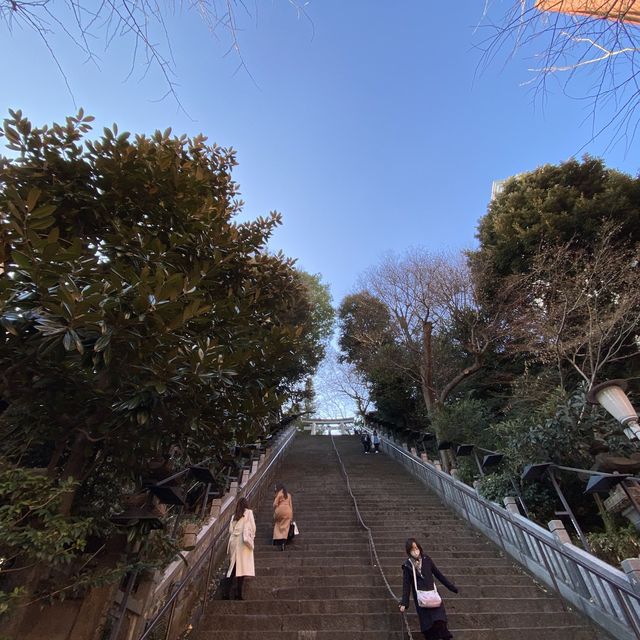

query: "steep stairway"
xmin=194 ymin=434 xmax=602 ymax=639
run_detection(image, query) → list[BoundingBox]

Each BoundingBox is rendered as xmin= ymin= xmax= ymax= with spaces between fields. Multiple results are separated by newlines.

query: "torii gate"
xmin=300 ymin=417 xmax=355 ymax=436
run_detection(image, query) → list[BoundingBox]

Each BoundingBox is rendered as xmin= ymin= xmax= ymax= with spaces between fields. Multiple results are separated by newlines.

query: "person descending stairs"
xmin=193 ymin=433 xmax=604 ymax=640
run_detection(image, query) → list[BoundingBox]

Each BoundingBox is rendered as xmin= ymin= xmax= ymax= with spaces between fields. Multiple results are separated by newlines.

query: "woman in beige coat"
xmin=272 ymin=483 xmax=293 ymax=551
xmin=223 ymin=497 xmax=255 ymax=600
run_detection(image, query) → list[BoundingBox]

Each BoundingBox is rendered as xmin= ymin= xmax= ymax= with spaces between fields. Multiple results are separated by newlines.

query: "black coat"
xmin=401 ymin=554 xmax=458 ymax=632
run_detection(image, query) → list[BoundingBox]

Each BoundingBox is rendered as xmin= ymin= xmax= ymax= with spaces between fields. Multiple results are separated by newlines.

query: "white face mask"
xmin=410 ymin=549 xmax=421 ymax=559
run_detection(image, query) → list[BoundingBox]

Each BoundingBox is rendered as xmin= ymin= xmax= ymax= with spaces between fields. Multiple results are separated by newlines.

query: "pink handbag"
xmin=411 ymin=561 xmax=442 ymax=608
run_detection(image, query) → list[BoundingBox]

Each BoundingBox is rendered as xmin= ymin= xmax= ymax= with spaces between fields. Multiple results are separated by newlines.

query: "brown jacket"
xmin=272 ymin=490 xmax=293 ymax=540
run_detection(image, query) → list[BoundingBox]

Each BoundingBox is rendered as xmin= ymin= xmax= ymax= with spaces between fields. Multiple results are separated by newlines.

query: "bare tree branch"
xmin=504 ymin=223 xmax=640 ymax=386
xmin=478 ymin=1 xmax=640 ymax=147
xmin=0 ymin=0 xmax=313 ymax=109
xmin=361 ymin=249 xmax=499 ymax=415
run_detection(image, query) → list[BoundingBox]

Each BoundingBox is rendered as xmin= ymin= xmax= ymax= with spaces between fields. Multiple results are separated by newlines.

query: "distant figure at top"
xmin=361 ymin=431 xmax=372 ymax=454
xmin=273 ymin=482 xmax=293 ymax=551
xmin=372 ymin=430 xmax=381 ymax=454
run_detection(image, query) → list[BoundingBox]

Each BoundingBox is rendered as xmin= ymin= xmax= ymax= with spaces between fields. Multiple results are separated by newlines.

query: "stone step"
xmin=256 ymin=564 xmax=520 ymax=581
xmin=206 ymin=596 xmax=566 ymax=615
xmin=247 ymin=584 xmax=556 ymax=600
xmin=198 ymin=610 xmax=590 ymax=632
xmin=252 ymin=545 xmax=497 ymax=555
xmin=193 ymin=627 xmax=597 ymax=640
xmin=252 ymin=538 xmax=491 ymax=548
xmin=244 ymin=573 xmax=537 ymax=586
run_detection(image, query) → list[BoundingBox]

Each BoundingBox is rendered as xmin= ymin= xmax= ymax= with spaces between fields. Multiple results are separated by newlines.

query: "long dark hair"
xmin=234 ymin=497 xmax=249 ymax=521
xmin=405 ymin=537 xmax=424 ymax=557
xmin=275 ymin=482 xmax=288 ymax=499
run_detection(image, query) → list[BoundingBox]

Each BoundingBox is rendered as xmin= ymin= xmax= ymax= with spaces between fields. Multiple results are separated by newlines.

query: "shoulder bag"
xmin=410 ymin=561 xmax=442 ymax=608
xmin=242 ymin=513 xmax=255 ymax=550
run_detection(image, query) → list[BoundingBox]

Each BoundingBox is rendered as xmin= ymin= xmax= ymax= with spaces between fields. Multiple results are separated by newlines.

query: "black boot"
xmin=235 ymin=577 xmax=245 ymax=600
xmin=220 ymin=576 xmax=232 ymax=600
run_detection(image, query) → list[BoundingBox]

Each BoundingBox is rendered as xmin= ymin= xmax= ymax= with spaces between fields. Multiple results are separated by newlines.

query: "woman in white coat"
xmin=223 ymin=496 xmax=256 ymax=600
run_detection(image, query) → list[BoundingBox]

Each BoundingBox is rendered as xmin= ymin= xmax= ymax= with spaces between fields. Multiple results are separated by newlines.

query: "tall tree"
xmin=362 ymin=250 xmax=495 ymax=417
xmin=0 ymin=110 xmax=325 ymax=617
xmin=471 ymin=157 xmax=640 ymax=391
xmin=296 ymin=271 xmax=335 ymax=365
xmin=338 ymin=252 xmax=499 ymax=469
xmin=472 ymin=157 xmax=640 ymax=298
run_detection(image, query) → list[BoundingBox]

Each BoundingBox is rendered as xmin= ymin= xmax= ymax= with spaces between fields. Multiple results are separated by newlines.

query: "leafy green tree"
xmin=337 ymin=292 xmax=425 ymax=429
xmin=478 ymin=387 xmax=634 ymax=525
xmin=338 ymin=252 xmax=501 ymax=472
xmin=296 ymin=271 xmax=335 ymax=366
xmin=472 ymin=157 xmax=640 ymax=298
xmin=337 ymin=291 xmax=394 ymax=371
xmin=429 ymin=399 xmax=494 ymax=450
xmin=0 ymin=110 xmax=325 ymax=615
xmin=471 ymin=157 xmax=640 ymax=400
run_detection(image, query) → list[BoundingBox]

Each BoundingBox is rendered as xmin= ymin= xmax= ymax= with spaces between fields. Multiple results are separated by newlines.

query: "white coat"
xmin=226 ymin=508 xmax=256 ymax=577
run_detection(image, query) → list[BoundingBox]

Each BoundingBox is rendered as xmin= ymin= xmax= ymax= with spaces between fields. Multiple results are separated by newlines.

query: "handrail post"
xmin=547 ymin=468 xmax=591 ymax=552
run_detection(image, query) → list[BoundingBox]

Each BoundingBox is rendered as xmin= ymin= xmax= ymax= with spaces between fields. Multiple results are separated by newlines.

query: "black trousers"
xmin=221 ymin=564 xmax=244 ymax=599
xmin=423 ymin=621 xmax=452 ymax=639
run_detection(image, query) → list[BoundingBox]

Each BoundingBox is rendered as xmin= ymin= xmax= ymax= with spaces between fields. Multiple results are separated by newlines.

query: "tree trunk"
xmin=46 ymin=438 xmax=67 ymax=478
xmin=59 ymin=431 xmax=89 ymax=516
xmin=418 ymin=321 xmax=454 ymax=471
xmin=419 ymin=320 xmax=436 ymax=413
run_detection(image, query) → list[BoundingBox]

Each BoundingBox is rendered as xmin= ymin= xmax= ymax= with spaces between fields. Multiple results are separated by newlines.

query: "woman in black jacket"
xmin=399 ymin=537 xmax=458 ymax=639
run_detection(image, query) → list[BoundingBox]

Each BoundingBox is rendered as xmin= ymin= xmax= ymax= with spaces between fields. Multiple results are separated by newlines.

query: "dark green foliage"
xmin=475 ymin=471 xmax=557 ymax=524
xmin=473 ymin=388 xmax=634 ymax=529
xmin=367 ymin=352 xmax=426 ymax=431
xmin=493 ymin=387 xmax=631 ymax=472
xmin=297 ymin=272 xmax=335 ymax=360
xmin=472 ymin=156 xmax=640 ymax=297
xmin=338 ymin=292 xmax=428 ymax=431
xmin=337 ymin=292 xmax=393 ymax=370
xmin=430 ymin=399 xmax=494 ymax=448
xmin=0 ymin=464 xmax=94 ymax=611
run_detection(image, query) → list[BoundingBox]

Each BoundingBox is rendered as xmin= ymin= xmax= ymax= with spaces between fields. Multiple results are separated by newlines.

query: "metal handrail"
xmin=137 ymin=426 xmax=297 ymax=640
xmin=330 ymin=434 xmax=415 ymax=640
xmin=377 ymin=431 xmax=640 ymax=640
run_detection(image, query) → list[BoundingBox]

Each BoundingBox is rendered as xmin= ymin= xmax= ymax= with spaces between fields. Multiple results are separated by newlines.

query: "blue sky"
xmin=1 ymin=1 xmax=638 ymax=308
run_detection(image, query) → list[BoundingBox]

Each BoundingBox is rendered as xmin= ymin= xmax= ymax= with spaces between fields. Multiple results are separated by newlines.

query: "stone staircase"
xmin=193 ymin=434 xmax=603 ymax=639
